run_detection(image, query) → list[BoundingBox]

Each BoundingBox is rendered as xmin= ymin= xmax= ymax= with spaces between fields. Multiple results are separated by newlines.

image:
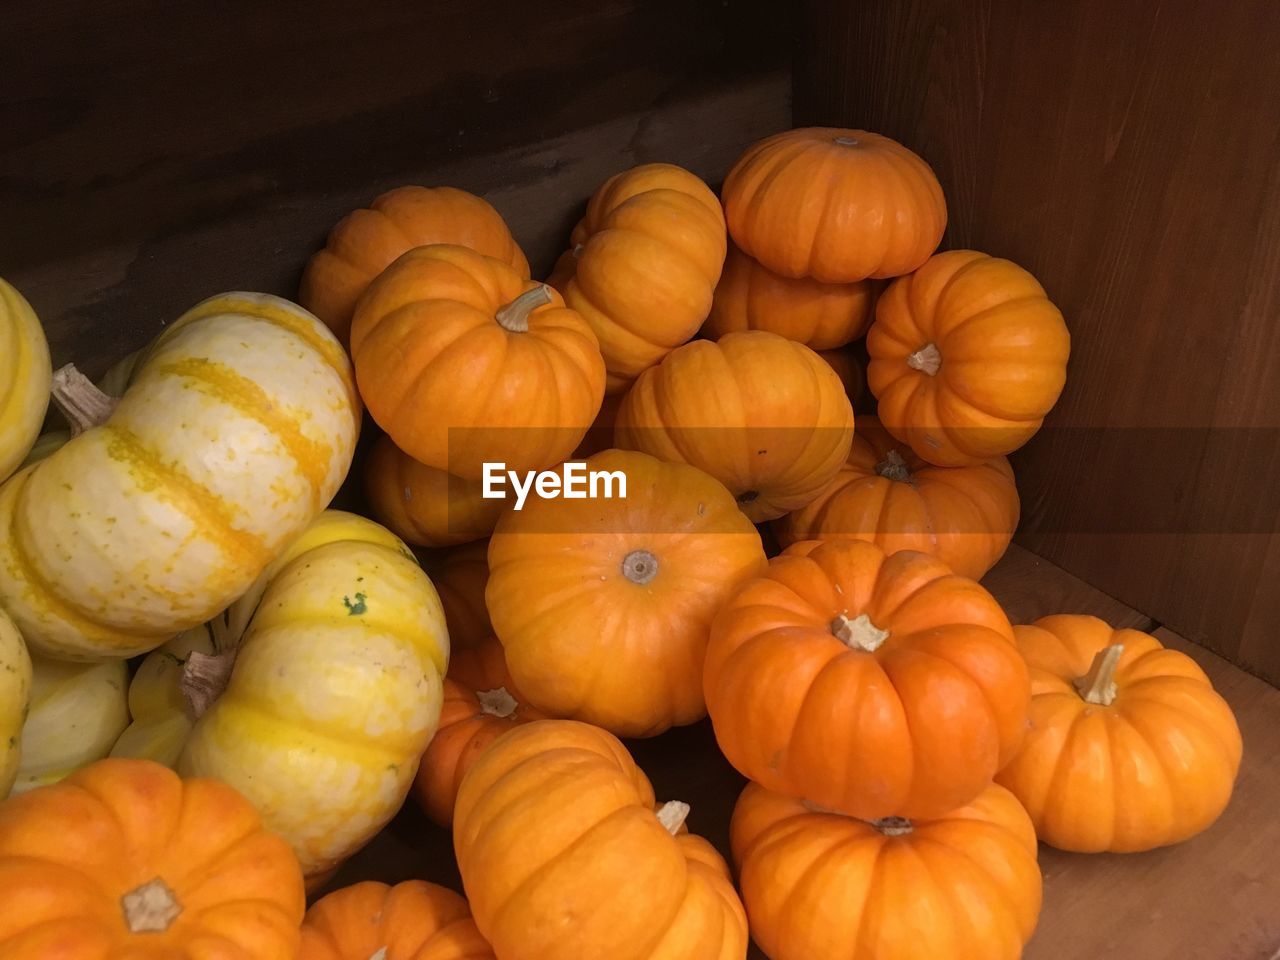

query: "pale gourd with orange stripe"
xmin=0 ymin=278 xmax=52 ymax=484
xmin=0 ymin=292 xmax=359 ymax=660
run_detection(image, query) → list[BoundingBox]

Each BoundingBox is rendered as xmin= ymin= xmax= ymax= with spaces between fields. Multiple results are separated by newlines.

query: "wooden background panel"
xmin=796 ymin=0 xmax=1280 ymax=682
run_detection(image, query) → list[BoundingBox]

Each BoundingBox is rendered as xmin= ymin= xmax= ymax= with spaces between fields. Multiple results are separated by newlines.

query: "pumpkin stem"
xmin=572 ymin=243 xmax=585 ymax=258
xmin=477 ymin=686 xmax=518 ymax=719
xmin=181 ymin=649 xmax=237 ymax=720
xmin=495 ymin=284 xmax=553 ymax=333
xmin=657 ymin=800 xmax=691 ymax=836
xmin=621 ymin=549 xmax=659 ymax=585
xmin=369 ymin=949 xmax=389 ymax=960
xmin=831 ymin=613 xmax=890 ymax=652
xmin=870 ymin=816 xmax=914 ymax=837
xmin=1074 ymin=643 xmax=1124 ymax=706
xmin=50 ymin=363 xmax=119 ymax=436
xmin=121 ymin=877 xmax=183 ymax=933
xmin=906 ymin=343 xmax=942 ymax=376
xmin=834 ymin=135 xmax=860 ymax=146
xmin=875 ymin=449 xmax=913 ymax=482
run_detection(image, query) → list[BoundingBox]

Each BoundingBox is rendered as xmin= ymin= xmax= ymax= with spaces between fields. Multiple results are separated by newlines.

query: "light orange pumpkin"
xmin=731 ymin=781 xmax=1042 ymax=960
xmin=418 ymin=541 xmax=492 ymax=652
xmin=722 ymin=128 xmax=946 ymax=282
xmin=486 ymin=449 xmax=767 ymax=737
xmin=867 ymin=250 xmax=1071 ymax=465
xmin=549 ymin=163 xmax=727 ymax=392
xmin=704 ymin=243 xmax=874 ymax=349
xmin=299 ymin=880 xmax=494 ymax=960
xmin=996 ymin=615 xmax=1243 ymax=853
xmin=454 ymin=719 xmax=748 ymax=960
xmin=615 ymin=331 xmax=855 ymax=522
xmin=300 ymin=186 xmax=529 ymax=347
xmin=413 ymin=636 xmax=545 ymax=826
xmin=704 ymin=539 xmax=1029 ymax=820
xmin=366 ymin=434 xmax=505 ymax=547
xmin=777 ymin=415 xmax=1019 ymax=579
xmin=351 ymin=245 xmax=605 ymax=479
xmin=0 ymin=758 xmax=304 ymax=959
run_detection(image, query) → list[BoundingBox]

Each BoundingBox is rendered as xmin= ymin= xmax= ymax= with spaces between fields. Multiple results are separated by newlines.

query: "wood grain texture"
xmin=796 ymin=0 xmax=1280 ymax=682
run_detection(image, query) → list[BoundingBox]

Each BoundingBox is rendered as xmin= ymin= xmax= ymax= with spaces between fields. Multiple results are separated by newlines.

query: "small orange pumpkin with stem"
xmin=996 ymin=615 xmax=1243 ymax=852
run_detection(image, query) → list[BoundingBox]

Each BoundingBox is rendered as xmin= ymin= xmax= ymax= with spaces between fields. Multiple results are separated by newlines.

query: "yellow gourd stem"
xmin=50 ymin=364 xmax=118 ymax=436
xmin=1074 ymin=643 xmax=1124 ymax=706
xmin=495 ymin=284 xmax=552 ymax=333
xmin=181 ymin=650 xmax=237 ymax=720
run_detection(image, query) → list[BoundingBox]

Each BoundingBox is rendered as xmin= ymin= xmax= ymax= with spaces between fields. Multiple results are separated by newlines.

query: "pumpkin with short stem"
xmin=300 ymin=186 xmax=529 ymax=347
xmin=300 ymin=880 xmax=495 ymax=960
xmin=722 ymin=128 xmax=946 ymax=283
xmin=0 ymin=278 xmax=51 ymax=484
xmin=0 ymin=757 xmax=305 ymax=959
xmin=816 ymin=346 xmax=865 ymax=410
xmin=352 ymin=245 xmax=605 ymax=479
xmin=777 ymin=415 xmax=1019 ymax=579
xmin=0 ymin=609 xmax=32 ymax=798
xmin=418 ymin=541 xmax=491 ymax=651
xmin=704 ymin=243 xmax=874 ymax=349
xmin=731 ymin=780 xmax=1042 ymax=960
xmin=413 ymin=636 xmax=545 ymax=827
xmin=366 ymin=434 xmax=505 ymax=547
xmin=454 ymin=720 xmax=748 ymax=960
xmin=705 ymin=539 xmax=1029 ymax=820
xmin=996 ymin=615 xmax=1243 ymax=853
xmin=486 ymin=449 xmax=766 ymax=737
xmin=615 ymin=331 xmax=855 ymax=522
xmin=12 ymin=656 xmax=128 ymax=795
xmin=0 ymin=292 xmax=359 ymax=660
xmin=867 ymin=250 xmax=1071 ymax=466
xmin=549 ymin=163 xmax=727 ymax=392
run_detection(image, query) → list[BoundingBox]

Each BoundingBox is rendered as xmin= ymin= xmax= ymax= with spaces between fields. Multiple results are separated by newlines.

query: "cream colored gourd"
xmin=0 ymin=279 xmax=52 ymax=484
xmin=11 ymin=656 xmax=129 ymax=795
xmin=0 ymin=292 xmax=359 ymax=661
xmin=0 ymin=609 xmax=32 ymax=798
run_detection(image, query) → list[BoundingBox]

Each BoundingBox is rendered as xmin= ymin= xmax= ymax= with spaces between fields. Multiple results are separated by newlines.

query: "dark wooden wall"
xmin=2 ymin=0 xmax=791 ymax=378
xmin=797 ymin=0 xmax=1280 ymax=683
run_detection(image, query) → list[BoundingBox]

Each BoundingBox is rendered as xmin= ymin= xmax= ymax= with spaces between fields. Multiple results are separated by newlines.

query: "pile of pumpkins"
xmin=0 ymin=127 xmax=1243 ymax=960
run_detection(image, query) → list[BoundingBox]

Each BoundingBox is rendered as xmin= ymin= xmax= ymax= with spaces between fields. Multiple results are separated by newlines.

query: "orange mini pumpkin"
xmin=731 ymin=781 xmax=1042 ymax=960
xmin=486 ymin=449 xmax=766 ymax=737
xmin=777 ymin=415 xmax=1019 ymax=579
xmin=299 ymin=879 xmax=494 ymax=960
xmin=454 ymin=720 xmax=748 ymax=960
xmin=418 ymin=541 xmax=491 ymax=652
xmin=867 ymin=250 xmax=1071 ymax=465
xmin=722 ymin=128 xmax=946 ymax=282
xmin=704 ymin=243 xmax=874 ymax=349
xmin=549 ymin=163 xmax=727 ymax=392
xmin=413 ymin=636 xmax=545 ymax=826
xmin=300 ymin=186 xmax=529 ymax=346
xmin=0 ymin=757 xmax=304 ymax=959
xmin=351 ymin=245 xmax=605 ymax=479
xmin=704 ymin=539 xmax=1029 ymax=820
xmin=366 ymin=434 xmax=505 ymax=547
xmin=615 ymin=331 xmax=855 ymax=522
xmin=996 ymin=615 xmax=1243 ymax=853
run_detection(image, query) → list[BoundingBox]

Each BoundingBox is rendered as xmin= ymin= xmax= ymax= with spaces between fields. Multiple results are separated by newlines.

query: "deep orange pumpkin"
xmin=418 ymin=542 xmax=492 ymax=652
xmin=722 ymin=128 xmax=946 ymax=282
xmin=300 ymin=186 xmax=529 ymax=347
xmin=704 ymin=539 xmax=1029 ymax=819
xmin=867 ymin=250 xmax=1071 ymax=466
xmin=777 ymin=415 xmax=1019 ymax=579
xmin=351 ymin=245 xmax=605 ymax=479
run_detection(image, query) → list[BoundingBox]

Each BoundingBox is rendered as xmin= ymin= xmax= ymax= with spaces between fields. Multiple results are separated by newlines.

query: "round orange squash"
xmin=299 ymin=879 xmax=494 ymax=960
xmin=730 ymin=780 xmax=1042 ymax=960
xmin=486 ymin=449 xmax=766 ymax=737
xmin=366 ymin=434 xmax=505 ymax=547
xmin=418 ymin=541 xmax=492 ymax=652
xmin=867 ymin=250 xmax=1071 ymax=466
xmin=996 ymin=615 xmax=1243 ymax=853
xmin=351 ymin=245 xmax=605 ymax=479
xmin=549 ymin=163 xmax=726 ymax=392
xmin=704 ymin=539 xmax=1029 ymax=820
xmin=454 ymin=719 xmax=748 ymax=960
xmin=615 ymin=331 xmax=856 ymax=522
xmin=817 ymin=345 xmax=865 ymax=409
xmin=722 ymin=128 xmax=946 ymax=283
xmin=300 ymin=186 xmax=529 ymax=347
xmin=777 ymin=415 xmax=1019 ymax=579
xmin=704 ymin=243 xmax=874 ymax=349
xmin=413 ymin=636 xmax=545 ymax=827
xmin=0 ymin=757 xmax=304 ymax=959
